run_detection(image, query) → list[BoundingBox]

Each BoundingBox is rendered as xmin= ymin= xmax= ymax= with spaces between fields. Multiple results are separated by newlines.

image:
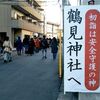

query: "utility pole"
xmin=57 ymin=0 xmax=68 ymax=78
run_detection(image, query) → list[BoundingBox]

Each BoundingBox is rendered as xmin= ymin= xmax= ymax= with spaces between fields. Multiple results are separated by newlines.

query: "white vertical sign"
xmin=64 ymin=5 xmax=100 ymax=93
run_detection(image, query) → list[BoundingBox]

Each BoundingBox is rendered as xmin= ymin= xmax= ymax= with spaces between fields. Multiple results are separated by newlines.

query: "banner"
xmin=64 ymin=5 xmax=100 ymax=93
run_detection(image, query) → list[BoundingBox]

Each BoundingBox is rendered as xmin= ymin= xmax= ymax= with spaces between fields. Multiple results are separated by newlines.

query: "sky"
xmin=69 ymin=0 xmax=79 ymax=6
xmin=43 ymin=0 xmax=62 ymax=24
xmin=44 ymin=0 xmax=78 ymax=24
xmin=45 ymin=4 xmax=61 ymax=24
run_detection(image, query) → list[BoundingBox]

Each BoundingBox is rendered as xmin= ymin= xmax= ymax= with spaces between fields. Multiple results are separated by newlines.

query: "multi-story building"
xmin=0 ymin=0 xmax=44 ymax=46
xmin=46 ymin=22 xmax=60 ymax=39
xmin=36 ymin=0 xmax=61 ymax=39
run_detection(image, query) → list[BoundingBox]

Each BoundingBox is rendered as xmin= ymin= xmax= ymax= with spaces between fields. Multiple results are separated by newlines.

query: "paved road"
xmin=0 ymin=49 xmax=61 ymax=100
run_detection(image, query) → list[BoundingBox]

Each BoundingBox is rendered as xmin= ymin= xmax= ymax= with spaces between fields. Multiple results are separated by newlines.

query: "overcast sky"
xmin=42 ymin=0 xmax=62 ymax=24
xmin=45 ymin=4 xmax=61 ymax=24
xmin=44 ymin=0 xmax=78 ymax=24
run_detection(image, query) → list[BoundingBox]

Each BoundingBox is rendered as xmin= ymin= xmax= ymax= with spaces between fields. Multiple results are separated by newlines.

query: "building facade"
xmin=0 ymin=0 xmax=44 ymax=46
xmin=46 ymin=22 xmax=60 ymax=39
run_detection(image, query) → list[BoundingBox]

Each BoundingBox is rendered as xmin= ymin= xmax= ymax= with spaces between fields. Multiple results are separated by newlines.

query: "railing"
xmin=11 ymin=0 xmax=43 ymax=20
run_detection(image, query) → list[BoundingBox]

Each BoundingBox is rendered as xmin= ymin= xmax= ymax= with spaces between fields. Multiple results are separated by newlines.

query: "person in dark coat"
xmin=51 ymin=37 xmax=58 ymax=60
xmin=41 ymin=35 xmax=48 ymax=59
xmin=16 ymin=36 xmax=22 ymax=55
xmin=0 ymin=39 xmax=3 ymax=53
xmin=23 ymin=36 xmax=29 ymax=54
xmin=28 ymin=38 xmax=35 ymax=55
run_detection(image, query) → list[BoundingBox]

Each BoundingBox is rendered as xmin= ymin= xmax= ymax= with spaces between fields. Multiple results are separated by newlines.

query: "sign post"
xmin=58 ymin=29 xmax=62 ymax=78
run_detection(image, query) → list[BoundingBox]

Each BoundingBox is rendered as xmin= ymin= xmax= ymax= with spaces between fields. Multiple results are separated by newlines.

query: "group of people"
xmin=1 ymin=35 xmax=59 ymax=63
xmin=15 ymin=35 xmax=49 ymax=57
xmin=15 ymin=35 xmax=59 ymax=60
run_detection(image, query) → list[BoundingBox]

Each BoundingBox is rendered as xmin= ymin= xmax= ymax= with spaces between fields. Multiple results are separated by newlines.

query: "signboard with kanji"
xmin=64 ymin=5 xmax=100 ymax=93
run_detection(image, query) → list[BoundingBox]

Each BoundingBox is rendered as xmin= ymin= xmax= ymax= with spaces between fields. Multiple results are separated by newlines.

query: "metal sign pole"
xmin=58 ymin=30 xmax=62 ymax=78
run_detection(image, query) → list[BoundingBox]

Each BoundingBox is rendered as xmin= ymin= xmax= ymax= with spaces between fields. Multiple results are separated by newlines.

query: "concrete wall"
xmin=21 ymin=30 xmax=33 ymax=41
xmin=0 ymin=5 xmax=12 ymax=41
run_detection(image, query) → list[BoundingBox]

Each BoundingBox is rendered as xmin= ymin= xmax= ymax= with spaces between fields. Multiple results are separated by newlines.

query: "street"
xmin=0 ymin=49 xmax=61 ymax=100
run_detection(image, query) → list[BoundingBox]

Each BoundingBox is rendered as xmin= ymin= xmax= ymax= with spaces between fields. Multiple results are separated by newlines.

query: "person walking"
xmin=51 ymin=37 xmax=58 ymax=60
xmin=23 ymin=36 xmax=29 ymax=54
xmin=3 ymin=36 xmax=13 ymax=63
xmin=15 ymin=36 xmax=22 ymax=55
xmin=41 ymin=35 xmax=48 ymax=59
xmin=28 ymin=38 xmax=35 ymax=55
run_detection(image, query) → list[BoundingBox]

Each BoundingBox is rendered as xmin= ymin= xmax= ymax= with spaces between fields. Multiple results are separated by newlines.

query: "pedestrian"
xmin=28 ymin=38 xmax=35 ymax=55
xmin=51 ymin=37 xmax=58 ymax=60
xmin=23 ymin=36 xmax=29 ymax=54
xmin=34 ymin=37 xmax=40 ymax=53
xmin=16 ymin=36 xmax=22 ymax=55
xmin=41 ymin=35 xmax=48 ymax=59
xmin=3 ymin=36 xmax=13 ymax=63
xmin=0 ymin=39 xmax=3 ymax=54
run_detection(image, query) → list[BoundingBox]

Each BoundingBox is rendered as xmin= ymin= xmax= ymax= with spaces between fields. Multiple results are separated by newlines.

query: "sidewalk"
xmin=0 ymin=48 xmax=61 ymax=100
xmin=57 ymin=79 xmax=78 ymax=100
xmin=0 ymin=48 xmax=78 ymax=100
xmin=57 ymin=79 xmax=68 ymax=100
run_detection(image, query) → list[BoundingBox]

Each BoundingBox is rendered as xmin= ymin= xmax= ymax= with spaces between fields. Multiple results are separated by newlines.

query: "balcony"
xmin=15 ymin=0 xmax=43 ymax=21
xmin=11 ymin=19 xmax=42 ymax=33
xmin=0 ymin=0 xmax=44 ymax=21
